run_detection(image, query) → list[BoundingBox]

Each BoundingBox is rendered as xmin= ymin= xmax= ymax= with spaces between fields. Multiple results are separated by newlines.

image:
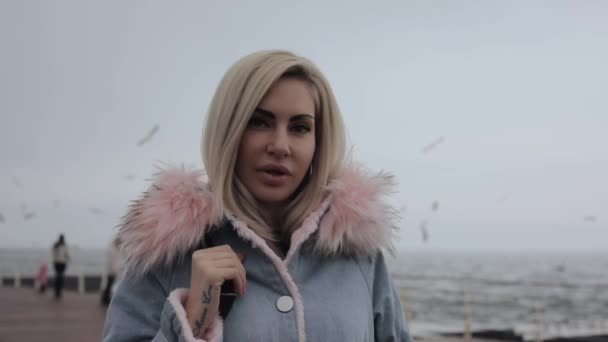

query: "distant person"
xmin=101 ymin=237 xmax=123 ymax=306
xmin=52 ymin=234 xmax=70 ymax=299
xmin=36 ymin=262 xmax=48 ymax=293
xmin=103 ymin=51 xmax=411 ymax=341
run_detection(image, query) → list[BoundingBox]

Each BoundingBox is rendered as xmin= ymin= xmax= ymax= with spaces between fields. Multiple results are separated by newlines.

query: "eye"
xmin=248 ymin=116 xmax=270 ymax=128
xmin=291 ymin=124 xmax=312 ymax=134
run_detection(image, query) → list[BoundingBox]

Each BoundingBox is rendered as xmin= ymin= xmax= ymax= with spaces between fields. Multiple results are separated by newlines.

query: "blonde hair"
xmin=202 ymin=50 xmax=346 ymax=248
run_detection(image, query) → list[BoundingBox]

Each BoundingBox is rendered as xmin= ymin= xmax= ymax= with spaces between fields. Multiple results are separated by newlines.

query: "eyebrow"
xmin=254 ymin=108 xmax=315 ymax=121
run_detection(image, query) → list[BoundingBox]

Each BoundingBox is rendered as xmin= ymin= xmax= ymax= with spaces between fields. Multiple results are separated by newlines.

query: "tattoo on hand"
xmin=202 ymin=284 xmax=212 ymax=304
xmin=192 ymin=285 xmax=213 ymax=336
xmin=201 ymin=308 xmax=208 ymax=326
xmin=192 ymin=308 xmax=209 ymax=336
xmin=193 ymin=319 xmax=202 ymax=336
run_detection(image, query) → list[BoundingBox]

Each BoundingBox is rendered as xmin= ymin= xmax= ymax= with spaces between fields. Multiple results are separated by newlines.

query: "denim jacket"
xmin=102 ymin=165 xmax=413 ymax=342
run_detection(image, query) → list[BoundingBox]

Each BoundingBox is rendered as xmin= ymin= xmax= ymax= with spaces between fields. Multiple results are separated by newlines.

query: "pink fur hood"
xmin=118 ymin=164 xmax=399 ymax=274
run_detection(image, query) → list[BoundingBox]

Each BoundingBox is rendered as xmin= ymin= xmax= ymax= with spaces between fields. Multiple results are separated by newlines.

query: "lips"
xmin=256 ymin=164 xmax=291 ymax=186
xmin=257 ymin=164 xmax=291 ymax=176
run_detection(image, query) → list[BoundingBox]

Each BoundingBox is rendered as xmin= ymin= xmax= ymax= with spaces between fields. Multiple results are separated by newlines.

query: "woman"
xmin=103 ymin=50 xmax=411 ymax=341
xmin=52 ymin=234 xmax=70 ymax=299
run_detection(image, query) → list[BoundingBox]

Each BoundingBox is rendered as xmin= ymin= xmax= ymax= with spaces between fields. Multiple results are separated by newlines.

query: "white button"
xmin=276 ymin=295 xmax=294 ymax=313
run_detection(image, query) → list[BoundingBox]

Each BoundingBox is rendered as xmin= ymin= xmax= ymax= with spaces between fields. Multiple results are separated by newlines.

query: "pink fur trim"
xmin=118 ymin=166 xmax=218 ymax=275
xmin=118 ymin=164 xmax=398 ymax=274
xmin=315 ymin=165 xmax=398 ymax=257
xmin=284 ymin=196 xmax=332 ymax=264
xmin=168 ymin=288 xmax=223 ymax=342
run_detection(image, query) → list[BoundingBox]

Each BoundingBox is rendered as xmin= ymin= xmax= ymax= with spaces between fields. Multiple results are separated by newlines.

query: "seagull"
xmin=422 ymin=136 xmax=445 ymax=154
xmin=136 ymin=124 xmax=160 ymax=146
xmin=431 ymin=201 xmax=439 ymax=212
xmin=89 ymin=207 xmax=105 ymax=215
xmin=583 ymin=215 xmax=597 ymax=223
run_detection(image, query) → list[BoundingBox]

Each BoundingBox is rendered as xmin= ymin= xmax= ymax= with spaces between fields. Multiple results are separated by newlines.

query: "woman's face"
xmin=236 ymin=77 xmax=316 ymax=207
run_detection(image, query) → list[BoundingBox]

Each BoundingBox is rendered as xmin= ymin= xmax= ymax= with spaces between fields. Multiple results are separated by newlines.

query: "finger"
xmin=220 ymin=267 xmax=244 ymax=297
xmin=196 ymin=244 xmax=234 ymax=257
xmin=205 ymin=244 xmax=232 ymax=252
xmin=206 ymin=258 xmax=243 ymax=269
xmin=239 ymin=268 xmax=247 ymax=296
xmin=229 ymin=264 xmax=245 ymax=296
xmin=217 ymin=244 xmax=234 ymax=254
xmin=202 ymin=250 xmax=237 ymax=261
xmin=230 ymin=253 xmax=247 ymax=295
xmin=193 ymin=252 xmax=238 ymax=268
xmin=217 ymin=251 xmax=245 ymax=295
xmin=238 ymin=261 xmax=247 ymax=295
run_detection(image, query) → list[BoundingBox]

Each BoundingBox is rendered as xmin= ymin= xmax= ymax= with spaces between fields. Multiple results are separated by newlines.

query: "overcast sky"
xmin=1 ymin=1 xmax=606 ymax=252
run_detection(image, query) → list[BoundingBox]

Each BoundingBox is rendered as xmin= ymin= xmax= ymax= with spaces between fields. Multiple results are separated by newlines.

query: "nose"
xmin=266 ymin=129 xmax=290 ymax=158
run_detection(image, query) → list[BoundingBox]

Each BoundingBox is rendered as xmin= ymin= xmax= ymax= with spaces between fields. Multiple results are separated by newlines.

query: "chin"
xmin=256 ymin=194 xmax=292 ymax=205
xmin=252 ymin=187 xmax=295 ymax=205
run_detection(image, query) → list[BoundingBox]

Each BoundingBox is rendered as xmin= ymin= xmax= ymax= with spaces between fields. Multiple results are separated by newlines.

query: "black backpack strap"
xmin=203 ymin=230 xmax=236 ymax=320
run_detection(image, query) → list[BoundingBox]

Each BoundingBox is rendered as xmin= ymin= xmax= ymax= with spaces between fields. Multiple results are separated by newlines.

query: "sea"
xmin=2 ymin=247 xmax=607 ymax=341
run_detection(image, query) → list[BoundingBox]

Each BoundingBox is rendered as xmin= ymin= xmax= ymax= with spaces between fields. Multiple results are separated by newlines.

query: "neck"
xmin=258 ymin=202 xmax=283 ymax=229
xmin=257 ymin=203 xmax=289 ymax=258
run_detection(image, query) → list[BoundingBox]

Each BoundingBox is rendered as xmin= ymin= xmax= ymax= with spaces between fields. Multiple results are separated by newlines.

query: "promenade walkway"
xmin=0 ymin=287 xmax=106 ymax=342
xmin=0 ymin=286 xmax=516 ymax=342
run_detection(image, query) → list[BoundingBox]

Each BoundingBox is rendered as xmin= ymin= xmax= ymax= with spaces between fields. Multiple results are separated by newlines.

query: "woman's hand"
xmin=185 ymin=245 xmax=246 ymax=338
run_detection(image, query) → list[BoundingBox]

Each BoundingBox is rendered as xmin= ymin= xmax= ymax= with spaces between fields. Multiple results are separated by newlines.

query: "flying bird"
xmin=422 ymin=136 xmax=445 ymax=154
xmin=431 ymin=201 xmax=439 ymax=212
xmin=20 ymin=203 xmax=36 ymax=220
xmin=89 ymin=207 xmax=105 ymax=215
xmin=136 ymin=124 xmax=160 ymax=146
xmin=583 ymin=215 xmax=597 ymax=223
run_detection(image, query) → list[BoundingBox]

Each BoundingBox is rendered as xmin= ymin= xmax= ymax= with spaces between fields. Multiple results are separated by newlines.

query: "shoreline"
xmin=3 ymin=277 xmax=607 ymax=342
xmin=412 ymin=324 xmax=608 ymax=342
xmin=435 ymin=329 xmax=608 ymax=342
